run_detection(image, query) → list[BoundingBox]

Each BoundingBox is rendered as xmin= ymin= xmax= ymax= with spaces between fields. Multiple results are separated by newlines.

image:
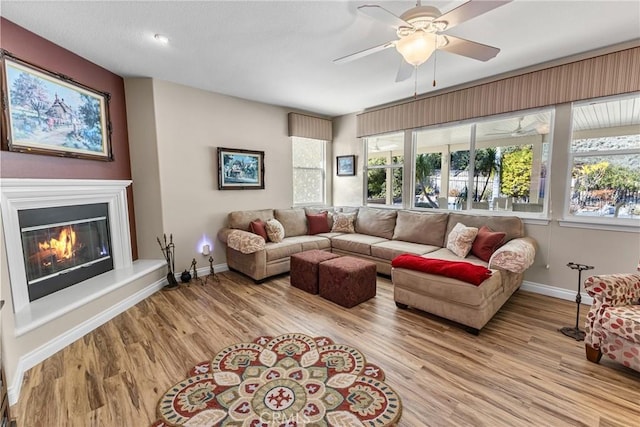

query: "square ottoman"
xmin=319 ymin=256 xmax=377 ymax=308
xmin=290 ymin=249 xmax=341 ymax=294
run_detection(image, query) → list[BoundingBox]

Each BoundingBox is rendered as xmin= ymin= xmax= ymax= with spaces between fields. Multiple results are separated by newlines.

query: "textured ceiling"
xmin=1 ymin=0 xmax=639 ymax=117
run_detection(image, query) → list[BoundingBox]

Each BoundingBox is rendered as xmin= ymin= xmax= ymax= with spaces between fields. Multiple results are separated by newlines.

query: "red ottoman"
xmin=290 ymin=250 xmax=341 ymax=294
xmin=319 ymin=256 xmax=377 ymax=308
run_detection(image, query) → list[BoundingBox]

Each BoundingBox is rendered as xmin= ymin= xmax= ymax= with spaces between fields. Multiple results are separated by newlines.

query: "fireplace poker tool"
xmin=559 ymin=262 xmax=594 ymax=341
xmin=157 ymin=233 xmax=178 ymax=289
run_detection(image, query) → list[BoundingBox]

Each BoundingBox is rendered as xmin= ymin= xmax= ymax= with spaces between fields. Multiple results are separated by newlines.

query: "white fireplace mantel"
xmin=0 ymin=178 xmax=134 ymax=316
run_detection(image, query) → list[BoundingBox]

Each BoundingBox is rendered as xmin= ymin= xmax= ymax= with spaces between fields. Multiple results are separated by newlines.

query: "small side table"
xmin=559 ymin=262 xmax=594 ymax=341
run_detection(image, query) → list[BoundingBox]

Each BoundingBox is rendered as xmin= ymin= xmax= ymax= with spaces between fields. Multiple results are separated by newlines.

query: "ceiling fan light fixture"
xmin=395 ymin=30 xmax=436 ymax=66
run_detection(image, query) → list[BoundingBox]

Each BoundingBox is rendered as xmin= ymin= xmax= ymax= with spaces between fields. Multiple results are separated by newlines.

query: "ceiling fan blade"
xmin=395 ymin=60 xmax=415 ymax=82
xmin=436 ymin=0 xmax=512 ymax=31
xmin=357 ymin=5 xmax=410 ymax=29
xmin=333 ymin=41 xmax=395 ymax=64
xmin=439 ymin=35 xmax=500 ymax=61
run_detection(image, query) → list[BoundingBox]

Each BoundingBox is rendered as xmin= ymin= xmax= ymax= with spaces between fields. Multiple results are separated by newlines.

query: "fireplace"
xmin=19 ymin=203 xmax=114 ymax=302
xmin=1 ymin=178 xmax=134 ymax=315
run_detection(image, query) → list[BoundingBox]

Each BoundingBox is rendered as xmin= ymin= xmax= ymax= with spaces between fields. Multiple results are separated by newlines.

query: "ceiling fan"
xmin=334 ymin=0 xmax=512 ymax=82
xmin=485 ymin=117 xmax=543 ymax=137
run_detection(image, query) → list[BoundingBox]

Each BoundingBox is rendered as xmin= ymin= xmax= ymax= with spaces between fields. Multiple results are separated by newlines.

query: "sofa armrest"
xmin=217 ymin=227 xmax=235 ymax=245
xmin=488 ymin=237 xmax=536 ymax=273
xmin=585 ymin=274 xmax=640 ymax=306
xmin=227 ymin=229 xmax=265 ymax=254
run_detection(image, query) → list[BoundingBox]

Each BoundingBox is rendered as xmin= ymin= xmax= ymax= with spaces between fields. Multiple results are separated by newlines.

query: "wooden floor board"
xmin=10 ymin=271 xmax=640 ymax=426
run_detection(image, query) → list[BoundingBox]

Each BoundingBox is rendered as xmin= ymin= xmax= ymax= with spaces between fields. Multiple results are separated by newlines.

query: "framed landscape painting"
xmin=217 ymin=147 xmax=265 ymax=190
xmin=0 ymin=50 xmax=112 ymax=161
xmin=337 ymin=155 xmax=356 ymax=176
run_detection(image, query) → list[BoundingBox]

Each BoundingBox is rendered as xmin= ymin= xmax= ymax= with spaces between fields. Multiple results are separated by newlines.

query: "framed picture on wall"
xmin=336 ymin=155 xmax=356 ymax=176
xmin=217 ymin=147 xmax=265 ymax=190
xmin=0 ymin=50 xmax=113 ymax=161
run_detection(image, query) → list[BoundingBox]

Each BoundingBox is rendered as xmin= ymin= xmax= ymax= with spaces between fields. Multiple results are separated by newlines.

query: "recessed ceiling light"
xmin=154 ymin=34 xmax=169 ymax=45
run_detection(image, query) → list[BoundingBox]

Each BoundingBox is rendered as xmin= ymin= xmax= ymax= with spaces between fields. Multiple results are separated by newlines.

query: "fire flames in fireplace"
xmin=37 ymin=226 xmax=77 ymax=265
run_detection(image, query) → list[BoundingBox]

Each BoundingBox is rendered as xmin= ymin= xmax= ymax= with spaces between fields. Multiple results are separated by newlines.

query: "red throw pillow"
xmin=307 ymin=212 xmax=330 ymax=235
xmin=249 ymin=219 xmax=269 ymax=241
xmin=471 ymin=226 xmax=506 ymax=262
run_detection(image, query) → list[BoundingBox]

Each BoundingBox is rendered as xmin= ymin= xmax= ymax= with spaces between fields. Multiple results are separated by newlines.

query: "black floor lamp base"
xmin=559 ymin=326 xmax=585 ymax=341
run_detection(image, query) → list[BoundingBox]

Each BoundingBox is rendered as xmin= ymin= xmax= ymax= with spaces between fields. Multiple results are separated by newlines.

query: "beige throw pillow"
xmin=265 ymin=218 xmax=285 ymax=243
xmin=331 ymin=213 xmax=356 ymax=233
xmin=446 ymin=222 xmax=479 ymax=258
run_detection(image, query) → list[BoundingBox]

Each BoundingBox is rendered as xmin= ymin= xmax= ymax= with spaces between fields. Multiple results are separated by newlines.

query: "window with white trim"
xmin=365 ymin=132 xmax=404 ymax=207
xmin=568 ymin=93 xmax=640 ymax=222
xmin=292 ymin=137 xmax=326 ymax=205
xmin=412 ymin=109 xmax=554 ymax=215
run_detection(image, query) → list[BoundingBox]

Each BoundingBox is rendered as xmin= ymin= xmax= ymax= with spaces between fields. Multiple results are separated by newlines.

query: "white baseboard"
xmin=7 ymin=276 xmax=165 ymax=406
xmin=521 ymin=280 xmax=593 ymax=306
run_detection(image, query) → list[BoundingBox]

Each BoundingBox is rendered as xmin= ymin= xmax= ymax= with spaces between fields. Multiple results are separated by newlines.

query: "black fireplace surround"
xmin=18 ymin=203 xmax=114 ymax=302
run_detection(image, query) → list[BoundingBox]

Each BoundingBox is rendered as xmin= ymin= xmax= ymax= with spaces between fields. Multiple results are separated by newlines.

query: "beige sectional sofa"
xmin=217 ymin=207 xmax=536 ymax=332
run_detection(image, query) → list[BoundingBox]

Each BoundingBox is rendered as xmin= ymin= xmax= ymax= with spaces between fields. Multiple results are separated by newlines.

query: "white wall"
xmin=332 ymin=113 xmax=364 ymax=206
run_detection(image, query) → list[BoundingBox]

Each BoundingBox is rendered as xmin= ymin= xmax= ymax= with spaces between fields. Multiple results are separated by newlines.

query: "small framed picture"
xmin=336 ymin=155 xmax=356 ymax=176
xmin=217 ymin=147 xmax=265 ymax=190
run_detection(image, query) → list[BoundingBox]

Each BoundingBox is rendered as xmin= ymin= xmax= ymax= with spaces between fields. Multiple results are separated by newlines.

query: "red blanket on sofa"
xmin=391 ymin=254 xmax=492 ymax=286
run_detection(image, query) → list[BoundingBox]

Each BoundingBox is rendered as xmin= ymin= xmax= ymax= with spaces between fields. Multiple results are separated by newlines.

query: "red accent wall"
xmin=0 ymin=18 xmax=138 ymax=259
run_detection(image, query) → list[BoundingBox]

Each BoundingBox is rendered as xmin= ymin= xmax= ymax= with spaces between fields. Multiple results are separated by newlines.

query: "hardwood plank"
xmin=10 ymin=272 xmax=640 ymax=426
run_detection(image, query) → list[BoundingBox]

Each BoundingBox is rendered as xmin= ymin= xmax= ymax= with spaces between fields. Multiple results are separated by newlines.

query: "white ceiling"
xmin=1 ymin=0 xmax=639 ymax=117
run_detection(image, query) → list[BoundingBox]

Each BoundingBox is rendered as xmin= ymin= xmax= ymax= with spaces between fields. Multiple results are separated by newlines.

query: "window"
xmin=365 ymin=132 xmax=404 ymax=207
xmin=292 ymin=137 xmax=326 ymax=205
xmin=411 ymin=109 xmax=554 ymax=215
xmin=568 ymin=93 xmax=640 ymax=221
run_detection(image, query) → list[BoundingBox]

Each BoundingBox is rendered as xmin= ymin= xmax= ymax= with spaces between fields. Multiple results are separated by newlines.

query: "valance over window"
xmin=357 ymin=46 xmax=640 ymax=137
xmin=288 ymin=112 xmax=333 ymax=141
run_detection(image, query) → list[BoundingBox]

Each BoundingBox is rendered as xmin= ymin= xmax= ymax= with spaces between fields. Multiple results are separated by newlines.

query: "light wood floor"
xmin=10 ymin=271 xmax=640 ymax=426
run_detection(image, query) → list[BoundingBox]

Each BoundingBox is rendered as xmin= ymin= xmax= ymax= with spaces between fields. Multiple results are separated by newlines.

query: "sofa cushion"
xmin=445 ymin=213 xmax=523 ymax=243
xmin=249 ymin=219 xmax=269 ymax=241
xmin=331 ymin=233 xmax=387 ymax=256
xmin=471 ymin=226 xmax=506 ymax=262
xmin=229 ymin=209 xmax=274 ymax=230
xmin=265 ymin=240 xmax=303 ymax=262
xmin=332 ymin=212 xmax=356 ymax=233
xmin=423 ymin=248 xmax=488 ymax=267
xmin=275 ymin=209 xmax=307 ymax=237
xmin=307 ymin=212 xmax=330 ymax=235
xmin=283 ymin=235 xmax=332 ymax=251
xmin=371 ymin=240 xmax=439 ymax=261
xmin=355 ymin=208 xmax=397 ymax=239
xmin=265 ymin=218 xmax=285 ymax=243
xmin=446 ymin=223 xmax=478 ymax=257
xmin=392 ymin=210 xmax=448 ymax=246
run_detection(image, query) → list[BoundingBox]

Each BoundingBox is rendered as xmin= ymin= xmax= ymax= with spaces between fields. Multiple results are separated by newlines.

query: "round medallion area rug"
xmin=152 ymin=333 xmax=402 ymax=426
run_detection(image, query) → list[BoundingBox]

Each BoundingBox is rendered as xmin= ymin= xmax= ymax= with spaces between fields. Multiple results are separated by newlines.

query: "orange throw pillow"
xmin=471 ymin=225 xmax=506 ymax=262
